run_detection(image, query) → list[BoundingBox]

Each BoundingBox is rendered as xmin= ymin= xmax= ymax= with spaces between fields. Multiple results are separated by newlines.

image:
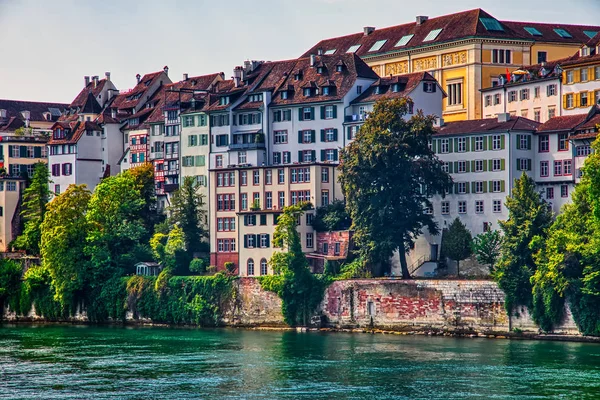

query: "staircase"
xmin=408 ymin=254 xmax=432 ymax=275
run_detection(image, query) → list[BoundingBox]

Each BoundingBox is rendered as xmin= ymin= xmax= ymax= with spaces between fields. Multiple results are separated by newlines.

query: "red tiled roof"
xmin=435 ymin=116 xmax=539 ymax=136
xmin=48 ymin=120 xmax=102 ymax=145
xmin=537 ymin=114 xmax=588 ymax=132
xmin=302 ymin=9 xmax=600 ymax=59
xmin=0 ymin=99 xmax=67 ymax=127
xmin=111 ymin=71 xmax=167 ymax=112
xmin=351 ymin=72 xmax=439 ymax=104
xmin=69 ymin=79 xmax=107 ymax=109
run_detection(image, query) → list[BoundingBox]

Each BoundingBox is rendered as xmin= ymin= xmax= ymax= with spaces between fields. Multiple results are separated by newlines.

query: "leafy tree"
xmin=129 ymin=163 xmax=161 ymax=240
xmin=311 ymin=200 xmax=352 ymax=232
xmin=85 ymin=172 xmax=146 ymax=281
xmin=0 ymin=259 xmax=22 ymax=312
xmin=269 ymin=202 xmax=327 ymax=326
xmin=472 ymin=229 xmax=503 ymax=273
xmin=441 ymin=218 xmax=473 ymax=277
xmin=168 ymin=176 xmax=207 ymax=255
xmin=339 ymin=98 xmax=452 ymax=278
xmin=14 ymin=163 xmax=51 ymax=255
xmin=40 ymin=184 xmax=91 ymax=310
xmin=495 ymin=172 xmax=553 ymax=316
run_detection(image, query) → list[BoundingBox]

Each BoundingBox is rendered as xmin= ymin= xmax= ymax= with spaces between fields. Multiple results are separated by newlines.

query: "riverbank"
xmin=3 ymin=278 xmax=590 ymax=341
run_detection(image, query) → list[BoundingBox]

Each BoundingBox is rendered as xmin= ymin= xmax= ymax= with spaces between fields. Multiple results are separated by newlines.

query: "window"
xmin=325 ymin=129 xmax=335 ymax=142
xmin=457 ymin=161 xmax=466 ymax=173
xmin=546 ymin=187 xmax=554 ymax=199
xmin=554 ymin=28 xmax=572 ymax=38
xmin=283 ymin=152 xmax=291 ymax=164
xmin=493 ymin=200 xmax=502 ymax=213
xmin=492 ymin=135 xmax=502 ymax=150
xmin=278 ymin=169 xmax=285 ymax=184
xmin=485 ymin=95 xmax=492 ymax=106
xmin=494 ymin=94 xmax=501 ymax=105
xmin=369 ymin=39 xmax=387 ymax=52
xmin=475 ymin=200 xmax=484 ymax=214
xmin=518 ymin=158 xmax=531 ymax=171
xmin=278 ymin=191 xmax=285 ymax=209
xmin=492 ymin=180 xmax=502 ymax=193
xmin=253 ymin=170 xmax=260 ymax=185
xmin=54 ymin=184 xmax=60 ymax=194
xmin=441 ymin=139 xmax=449 ymax=153
xmin=260 ymin=259 xmax=268 ymax=276
xmin=581 ymin=92 xmax=589 ymax=107
xmin=265 ymin=170 xmax=272 ymax=185
xmin=447 ymin=82 xmax=463 ymax=106
xmin=302 ymin=107 xmax=313 ymax=120
xmin=321 ymin=190 xmax=329 ymax=206
xmin=274 ymin=130 xmax=287 ymax=144
xmin=547 ymin=85 xmax=557 ymax=97
xmin=540 ymin=161 xmax=549 ymax=177
xmin=475 ymin=136 xmax=484 ymax=151
xmin=508 ymin=91 xmax=517 ymax=102
xmin=266 ymin=192 xmax=273 ymax=209
xmin=217 ymin=194 xmax=235 ymax=211
xmin=566 ymin=71 xmax=575 ymax=84
xmin=423 ymin=28 xmax=442 ymax=42
xmin=520 ymin=89 xmax=530 ymax=101
xmin=475 ymin=160 xmax=484 ymax=172
xmin=492 ymin=159 xmax=501 ymax=171
xmin=534 ymin=109 xmax=541 ymax=122
xmin=302 ymin=130 xmax=313 ymax=143
xmin=51 ymin=163 xmax=60 ymax=176
xmin=564 ymin=160 xmax=572 ymax=175
xmin=321 ymin=167 xmax=329 ymax=183
xmin=558 ymin=134 xmax=568 ymax=151
xmin=458 ymin=201 xmax=467 ymax=214
xmin=518 ymin=134 xmax=529 ymax=150
xmin=273 ymin=152 xmax=281 ymax=164
xmin=577 ymin=145 xmax=592 ymax=157
xmin=537 ymin=51 xmax=547 ymax=64
xmin=561 ymin=185 xmax=569 ymax=198
xmin=423 ymin=82 xmax=436 ymax=93
xmin=238 ymin=151 xmax=247 ymax=164
xmin=324 ymin=149 xmax=337 ymax=162
xmin=395 ymin=34 xmax=414 ymax=47
xmin=260 ymin=234 xmax=269 ymax=248
xmin=457 ymin=137 xmax=466 ymax=152
xmin=346 ymin=44 xmax=361 ymax=53
xmin=442 ymin=162 xmax=449 ymax=173
xmin=247 ymin=259 xmax=255 ymax=275
xmin=303 ymin=88 xmax=312 ymax=97
xmin=548 ymin=106 xmax=556 ymax=119
xmin=580 ymin=68 xmax=589 ymax=82
xmin=306 ymin=232 xmax=314 ymax=248
xmin=356 ymin=86 xmax=362 ymax=94
xmin=492 ymin=49 xmax=512 ymax=64
xmin=441 ymin=201 xmax=450 ymax=215
xmin=457 ymin=182 xmax=467 ymax=194
xmin=306 ymin=213 xmax=314 ymax=226
xmin=521 ymin=109 xmax=528 ymax=118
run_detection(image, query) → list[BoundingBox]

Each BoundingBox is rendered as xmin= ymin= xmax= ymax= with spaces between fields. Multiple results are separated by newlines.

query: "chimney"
xmin=105 ymin=72 xmax=111 ymax=81
xmin=416 ymin=16 xmax=428 ymax=25
xmin=233 ymin=66 xmax=243 ymax=87
xmin=435 ymin=117 xmax=444 ymax=127
xmin=84 ymin=76 xmax=90 ymax=87
xmin=92 ymin=76 xmax=99 ymax=88
xmin=183 ymin=73 xmax=189 ymax=81
xmin=136 ymin=73 xmax=141 ymax=83
xmin=310 ymin=54 xmax=316 ymax=67
xmin=497 ymin=112 xmax=511 ymax=123
xmin=163 ymin=65 xmax=169 ymax=75
xmin=363 ymin=26 xmax=375 ymax=36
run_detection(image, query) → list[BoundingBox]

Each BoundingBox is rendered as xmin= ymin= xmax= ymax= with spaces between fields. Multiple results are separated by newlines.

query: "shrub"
xmin=189 ymin=258 xmax=208 ymax=275
xmin=206 ymin=265 xmax=217 ymax=275
xmin=224 ymin=262 xmax=236 ymax=275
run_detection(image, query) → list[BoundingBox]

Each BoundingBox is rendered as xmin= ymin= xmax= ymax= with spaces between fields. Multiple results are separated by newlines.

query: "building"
xmin=561 ymin=38 xmax=600 ymax=115
xmin=404 ymin=114 xmax=540 ymax=275
xmin=0 ymin=99 xmax=67 ymax=135
xmin=481 ymin=60 xmax=563 ymax=123
xmin=302 ymin=9 xmax=600 ymax=122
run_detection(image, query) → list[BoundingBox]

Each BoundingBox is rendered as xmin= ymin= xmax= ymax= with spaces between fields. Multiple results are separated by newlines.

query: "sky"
xmin=1 ymin=0 xmax=599 ymax=104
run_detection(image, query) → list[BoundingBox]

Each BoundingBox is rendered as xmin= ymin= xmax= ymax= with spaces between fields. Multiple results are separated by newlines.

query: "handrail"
xmin=409 ymin=254 xmax=431 ymax=275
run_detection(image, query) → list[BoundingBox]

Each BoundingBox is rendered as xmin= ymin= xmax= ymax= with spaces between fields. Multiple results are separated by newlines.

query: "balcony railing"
xmin=344 ymin=114 xmax=365 ymax=123
xmin=229 ymin=142 xmax=265 ymax=150
xmin=150 ymin=151 xmax=164 ymax=160
xmin=164 ymin=152 xmax=179 ymax=160
xmin=164 ymin=183 xmax=180 ymax=192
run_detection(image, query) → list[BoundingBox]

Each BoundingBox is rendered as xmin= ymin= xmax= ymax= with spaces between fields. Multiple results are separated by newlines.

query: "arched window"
xmin=247 ymin=258 xmax=255 ymax=276
xmin=260 ymin=259 xmax=268 ymax=276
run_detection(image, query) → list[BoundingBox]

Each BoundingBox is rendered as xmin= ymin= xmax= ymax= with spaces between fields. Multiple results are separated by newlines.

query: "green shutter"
xmin=19 ymin=146 xmax=26 ymax=158
xmin=488 ymin=181 xmax=493 ymax=192
xmin=34 ymin=147 xmax=41 ymax=158
xmin=501 ymin=180 xmax=506 ymax=192
xmin=320 ymin=106 xmax=325 ymax=119
xmin=310 ymin=107 xmax=315 ymax=120
xmin=448 ymin=162 xmax=453 ymax=174
xmin=516 ymin=136 xmax=521 ymax=150
xmin=347 ymin=127 xmax=352 ymax=140
xmin=298 ymin=108 xmax=303 ymax=121
xmin=488 ymin=136 xmax=493 ymax=150
xmin=483 ymin=182 xmax=487 ymax=193
xmin=483 ymin=160 xmax=487 ymax=172
xmin=471 ymin=137 xmax=476 ymax=151
xmin=501 ymin=135 xmax=506 ymax=149
xmin=311 ymin=150 xmax=316 ymax=161
xmin=0 ymin=145 xmax=3 ymax=160
xmin=527 ymin=159 xmax=532 ymax=171
xmin=465 ymin=182 xmax=470 ymax=194
xmin=483 ymin=136 xmax=488 ymax=151
xmin=488 ymin=159 xmax=493 ymax=171
xmin=333 ymin=129 xmax=338 ymax=141
xmin=448 ymin=139 xmax=453 ymax=153
xmin=454 ymin=161 xmax=458 ymax=172
xmin=244 ymin=235 xmax=248 ymax=248
xmin=471 ymin=160 xmax=475 ymax=172
xmin=321 ymin=150 xmax=326 ymax=161
xmin=298 ymin=131 xmax=303 ymax=143
xmin=516 ymin=158 xmax=521 ymax=170
xmin=298 ymin=151 xmax=303 ymax=162
xmin=321 ymin=130 xmax=325 ymax=142
xmin=266 ymin=234 xmax=270 ymax=247
xmin=465 ymin=138 xmax=470 ymax=152
xmin=527 ymin=135 xmax=532 ymax=150
xmin=333 ymin=149 xmax=338 ymax=161
xmin=311 ymin=130 xmax=316 ymax=143
xmin=333 ymin=105 xmax=337 ymax=118
xmin=465 ymin=161 xmax=470 ymax=173
xmin=471 ymin=182 xmax=476 ymax=193
xmin=501 ymin=159 xmax=505 ymax=171
xmin=454 ymin=138 xmax=459 ymax=152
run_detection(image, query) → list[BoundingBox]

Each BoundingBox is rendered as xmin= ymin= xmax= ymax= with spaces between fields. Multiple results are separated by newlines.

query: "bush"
xmin=189 ymin=258 xmax=208 ymax=275
xmin=224 ymin=262 xmax=236 ymax=275
xmin=206 ymin=265 xmax=217 ymax=275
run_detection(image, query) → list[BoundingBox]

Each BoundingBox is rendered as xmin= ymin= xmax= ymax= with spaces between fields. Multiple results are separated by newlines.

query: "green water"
xmin=1 ymin=325 xmax=600 ymax=399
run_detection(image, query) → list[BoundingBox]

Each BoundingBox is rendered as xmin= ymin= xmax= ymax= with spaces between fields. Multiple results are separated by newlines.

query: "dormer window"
xmin=423 ymin=82 xmax=436 ymax=93
xmin=581 ymin=47 xmax=590 ymax=57
xmin=323 ymin=87 xmax=330 ymax=96
xmin=281 ymin=91 xmax=288 ymax=100
xmin=249 ymin=94 xmax=263 ymax=102
xmin=392 ymin=84 xmax=399 ymax=93
xmin=219 ymin=96 xmax=230 ymax=106
xmin=303 ymin=88 xmax=312 ymax=97
xmin=294 ymin=73 xmax=302 ymax=81
xmin=317 ymin=66 xmax=324 ymax=74
xmin=374 ymin=86 xmax=381 ymax=95
xmin=336 ymin=65 xmax=344 ymax=72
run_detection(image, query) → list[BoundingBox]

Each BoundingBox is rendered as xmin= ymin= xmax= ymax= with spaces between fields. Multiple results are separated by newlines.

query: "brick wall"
xmin=210 ymin=252 xmax=238 ymax=272
xmin=315 ymin=230 xmax=353 ymax=257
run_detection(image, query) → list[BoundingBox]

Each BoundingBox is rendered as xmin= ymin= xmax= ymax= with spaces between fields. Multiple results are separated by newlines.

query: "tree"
xmin=339 ymin=98 xmax=452 ymax=278
xmin=472 ymin=229 xmax=503 ymax=273
xmin=129 ymin=163 xmax=161 ymax=241
xmin=168 ymin=176 xmax=207 ymax=255
xmin=441 ymin=218 xmax=473 ymax=277
xmin=14 ymin=163 xmax=51 ymax=255
xmin=311 ymin=199 xmax=352 ymax=232
xmin=40 ymin=184 xmax=91 ymax=310
xmin=495 ymin=172 xmax=553 ymax=315
xmin=270 ymin=202 xmax=326 ymax=326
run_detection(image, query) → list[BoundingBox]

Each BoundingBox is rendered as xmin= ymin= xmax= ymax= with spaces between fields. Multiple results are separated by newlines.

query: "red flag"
xmin=506 ymin=68 xmax=511 ymax=83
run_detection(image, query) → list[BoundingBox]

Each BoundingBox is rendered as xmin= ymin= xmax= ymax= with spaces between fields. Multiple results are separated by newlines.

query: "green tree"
xmin=269 ymin=202 xmax=327 ymax=326
xmin=339 ymin=98 xmax=452 ymax=278
xmin=40 ymin=184 xmax=91 ymax=310
xmin=495 ymin=172 xmax=553 ymax=316
xmin=168 ymin=176 xmax=207 ymax=255
xmin=311 ymin=199 xmax=352 ymax=232
xmin=441 ymin=218 xmax=473 ymax=277
xmin=129 ymin=163 xmax=161 ymax=240
xmin=14 ymin=163 xmax=51 ymax=255
xmin=472 ymin=229 xmax=503 ymax=273
xmin=85 ymin=172 xmax=146 ymax=281
xmin=0 ymin=259 xmax=23 ymax=312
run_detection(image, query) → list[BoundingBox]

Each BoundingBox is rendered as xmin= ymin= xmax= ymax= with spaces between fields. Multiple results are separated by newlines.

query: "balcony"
xmin=164 ymin=152 xmax=179 ymax=160
xmin=344 ymin=114 xmax=365 ymax=123
xmin=229 ymin=142 xmax=265 ymax=150
xmin=164 ymin=168 xmax=179 ymax=176
xmin=150 ymin=151 xmax=164 ymax=160
xmin=164 ymin=183 xmax=180 ymax=193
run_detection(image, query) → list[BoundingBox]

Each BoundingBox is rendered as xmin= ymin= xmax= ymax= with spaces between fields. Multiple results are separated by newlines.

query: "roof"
xmin=0 ymin=99 xmax=68 ymax=129
xmin=435 ymin=116 xmax=540 ymax=136
xmin=80 ymin=92 xmax=103 ymax=114
xmin=69 ymin=79 xmax=107 ymax=109
xmin=301 ymin=9 xmax=600 ymax=59
xmin=351 ymin=71 xmax=439 ymax=104
xmin=110 ymin=71 xmax=167 ymax=112
xmin=48 ymin=120 xmax=102 ymax=145
xmin=538 ymin=105 xmax=600 ymax=133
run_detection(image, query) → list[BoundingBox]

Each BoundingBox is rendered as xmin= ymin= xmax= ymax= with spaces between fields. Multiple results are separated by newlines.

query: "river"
xmin=1 ymin=325 xmax=600 ymax=399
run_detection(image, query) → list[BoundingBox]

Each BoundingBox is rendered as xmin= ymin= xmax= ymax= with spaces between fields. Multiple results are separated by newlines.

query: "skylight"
xmin=524 ymin=27 xmax=542 ymax=36
xmin=423 ymin=28 xmax=442 ymax=42
xmin=346 ymin=44 xmax=361 ymax=53
xmin=369 ymin=40 xmax=387 ymax=52
xmin=554 ymin=28 xmax=572 ymax=38
xmin=324 ymin=49 xmax=337 ymax=55
xmin=480 ymin=18 xmax=504 ymax=32
xmin=395 ymin=34 xmax=414 ymax=47
xmin=584 ymin=30 xmax=598 ymax=39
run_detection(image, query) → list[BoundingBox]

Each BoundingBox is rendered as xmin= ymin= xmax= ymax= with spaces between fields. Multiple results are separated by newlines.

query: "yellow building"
xmin=302 ymin=9 xmax=600 ymax=121
xmin=560 ymin=38 xmax=600 ymax=114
